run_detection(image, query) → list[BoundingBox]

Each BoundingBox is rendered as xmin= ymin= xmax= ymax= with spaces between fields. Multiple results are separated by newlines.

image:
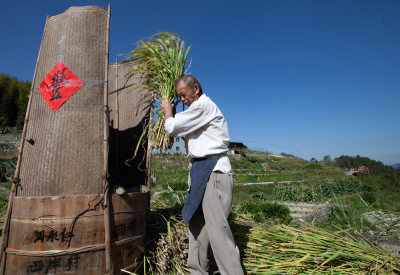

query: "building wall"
xmin=170 ymin=137 xmax=186 ymax=154
xmin=152 ymin=137 xmax=186 ymax=154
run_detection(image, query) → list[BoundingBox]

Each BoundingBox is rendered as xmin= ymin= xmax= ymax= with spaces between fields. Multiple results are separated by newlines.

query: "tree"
xmin=335 ymin=155 xmax=396 ymax=176
xmin=16 ymin=80 xmax=30 ymax=128
xmin=323 ymin=155 xmax=331 ymax=162
xmin=0 ymin=73 xmax=30 ymax=129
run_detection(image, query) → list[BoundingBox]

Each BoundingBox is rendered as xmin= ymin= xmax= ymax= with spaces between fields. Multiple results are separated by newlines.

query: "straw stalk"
xmin=125 ymin=32 xmax=191 ymax=153
xmin=238 ymin=224 xmax=400 ymax=274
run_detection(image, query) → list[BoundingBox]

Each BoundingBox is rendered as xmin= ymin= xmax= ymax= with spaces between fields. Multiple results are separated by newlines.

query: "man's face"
xmin=176 ymin=81 xmax=200 ymax=107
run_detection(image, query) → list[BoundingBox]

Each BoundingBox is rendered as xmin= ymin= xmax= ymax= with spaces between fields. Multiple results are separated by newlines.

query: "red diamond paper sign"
xmin=39 ymin=61 xmax=84 ymax=112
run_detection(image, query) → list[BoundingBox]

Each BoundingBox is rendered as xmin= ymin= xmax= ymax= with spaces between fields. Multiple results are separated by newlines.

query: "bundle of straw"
xmin=126 ymin=210 xmax=400 ymax=274
xmin=125 ymin=32 xmax=191 ymax=153
xmin=151 ymin=218 xmax=188 ymax=274
xmin=238 ymin=224 xmax=400 ymax=274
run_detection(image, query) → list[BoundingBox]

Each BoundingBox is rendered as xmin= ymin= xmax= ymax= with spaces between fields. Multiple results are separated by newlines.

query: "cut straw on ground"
xmin=238 ymin=224 xmax=400 ymax=274
xmin=135 ymin=212 xmax=400 ymax=274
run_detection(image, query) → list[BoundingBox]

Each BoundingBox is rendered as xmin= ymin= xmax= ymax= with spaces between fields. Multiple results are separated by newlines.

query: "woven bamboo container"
xmin=0 ymin=6 xmax=150 ymax=274
xmin=108 ymin=60 xmax=151 ymax=191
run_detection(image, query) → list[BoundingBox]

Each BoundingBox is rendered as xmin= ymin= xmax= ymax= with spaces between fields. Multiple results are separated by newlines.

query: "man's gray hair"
xmin=176 ymin=75 xmax=203 ymax=94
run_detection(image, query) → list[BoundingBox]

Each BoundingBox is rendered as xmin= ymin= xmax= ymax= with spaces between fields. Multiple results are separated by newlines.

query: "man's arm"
xmin=160 ymin=96 xmax=173 ymax=119
xmin=160 ymin=96 xmax=212 ymax=137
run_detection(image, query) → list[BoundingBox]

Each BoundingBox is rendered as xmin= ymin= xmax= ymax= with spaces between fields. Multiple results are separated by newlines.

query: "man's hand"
xmin=160 ymin=96 xmax=174 ymax=119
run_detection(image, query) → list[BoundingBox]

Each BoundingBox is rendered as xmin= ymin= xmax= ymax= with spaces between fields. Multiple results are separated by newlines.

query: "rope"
xmin=12 ymin=177 xmax=22 ymax=192
xmin=5 ymin=234 xmax=144 ymax=257
xmin=65 ymin=179 xmax=107 ymax=248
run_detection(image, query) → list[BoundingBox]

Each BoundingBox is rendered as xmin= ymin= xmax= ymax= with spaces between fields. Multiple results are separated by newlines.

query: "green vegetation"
xmin=239 ymin=224 xmax=400 ymax=274
xmin=0 ymin=159 xmax=15 ymax=221
xmin=0 ymin=192 xmax=8 ymax=222
xmin=319 ymin=194 xmax=368 ymax=232
xmin=151 ymin=153 xmax=400 ymax=236
xmin=0 ymin=73 xmax=30 ymax=129
xmin=143 ymin=153 xmax=400 ymax=274
xmin=238 ymin=201 xmax=292 ymax=224
xmin=335 ymin=154 xmax=398 ymax=176
xmin=271 ymin=178 xmax=360 ymax=203
xmin=151 ymin=154 xmax=190 ymax=192
xmin=0 ymin=159 xmax=16 ymax=182
xmin=230 ymin=153 xmax=348 ymax=183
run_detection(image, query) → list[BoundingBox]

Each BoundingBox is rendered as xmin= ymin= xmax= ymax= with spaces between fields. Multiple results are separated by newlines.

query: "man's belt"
xmin=191 ymin=153 xmax=227 ymax=162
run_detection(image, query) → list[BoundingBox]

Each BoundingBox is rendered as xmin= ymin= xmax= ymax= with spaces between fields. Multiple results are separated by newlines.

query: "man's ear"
xmin=194 ymin=83 xmax=200 ymax=95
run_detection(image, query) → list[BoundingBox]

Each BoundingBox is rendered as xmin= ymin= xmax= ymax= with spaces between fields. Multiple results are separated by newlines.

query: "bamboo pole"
xmin=145 ymin=105 xmax=153 ymax=190
xmin=103 ymin=4 xmax=113 ymax=273
xmin=115 ymin=58 xmax=119 ymax=173
xmin=115 ymin=58 xmax=119 ymax=131
xmin=0 ymin=16 xmax=49 ymax=275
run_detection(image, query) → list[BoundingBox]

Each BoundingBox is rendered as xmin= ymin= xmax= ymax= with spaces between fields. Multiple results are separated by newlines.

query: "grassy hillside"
xmin=146 ymin=152 xmax=400 ymax=274
xmin=151 ymin=152 xmax=400 ymax=233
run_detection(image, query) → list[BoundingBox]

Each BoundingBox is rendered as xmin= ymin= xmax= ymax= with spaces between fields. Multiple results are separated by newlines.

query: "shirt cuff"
xmin=164 ymin=117 xmax=174 ymax=135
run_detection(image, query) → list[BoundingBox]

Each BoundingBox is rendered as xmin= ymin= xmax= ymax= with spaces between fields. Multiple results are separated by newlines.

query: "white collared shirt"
xmin=164 ymin=94 xmax=232 ymax=174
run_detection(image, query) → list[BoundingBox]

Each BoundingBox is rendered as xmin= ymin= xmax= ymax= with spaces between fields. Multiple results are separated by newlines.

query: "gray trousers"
xmin=187 ymin=172 xmax=244 ymax=275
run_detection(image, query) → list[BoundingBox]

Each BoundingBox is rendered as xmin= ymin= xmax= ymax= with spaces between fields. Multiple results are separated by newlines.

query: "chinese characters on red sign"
xmin=39 ymin=61 xmax=84 ymax=111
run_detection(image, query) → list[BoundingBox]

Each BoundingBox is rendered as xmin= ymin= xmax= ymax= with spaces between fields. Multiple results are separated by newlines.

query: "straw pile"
xmin=124 ymin=32 xmax=191 ymax=153
xmin=239 ymin=224 xmax=400 ymax=274
xmin=138 ymin=215 xmax=400 ymax=274
xmin=150 ymin=218 xmax=188 ymax=274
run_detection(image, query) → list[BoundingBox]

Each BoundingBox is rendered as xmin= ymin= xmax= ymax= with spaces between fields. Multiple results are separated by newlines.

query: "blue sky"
xmin=1 ymin=0 xmax=399 ymax=164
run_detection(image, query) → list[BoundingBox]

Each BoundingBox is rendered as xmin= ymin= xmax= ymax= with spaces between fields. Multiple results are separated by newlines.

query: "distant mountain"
xmin=391 ymin=163 xmax=400 ymax=170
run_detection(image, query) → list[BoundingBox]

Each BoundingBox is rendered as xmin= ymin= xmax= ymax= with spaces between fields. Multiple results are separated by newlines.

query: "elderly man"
xmin=160 ymin=75 xmax=243 ymax=275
